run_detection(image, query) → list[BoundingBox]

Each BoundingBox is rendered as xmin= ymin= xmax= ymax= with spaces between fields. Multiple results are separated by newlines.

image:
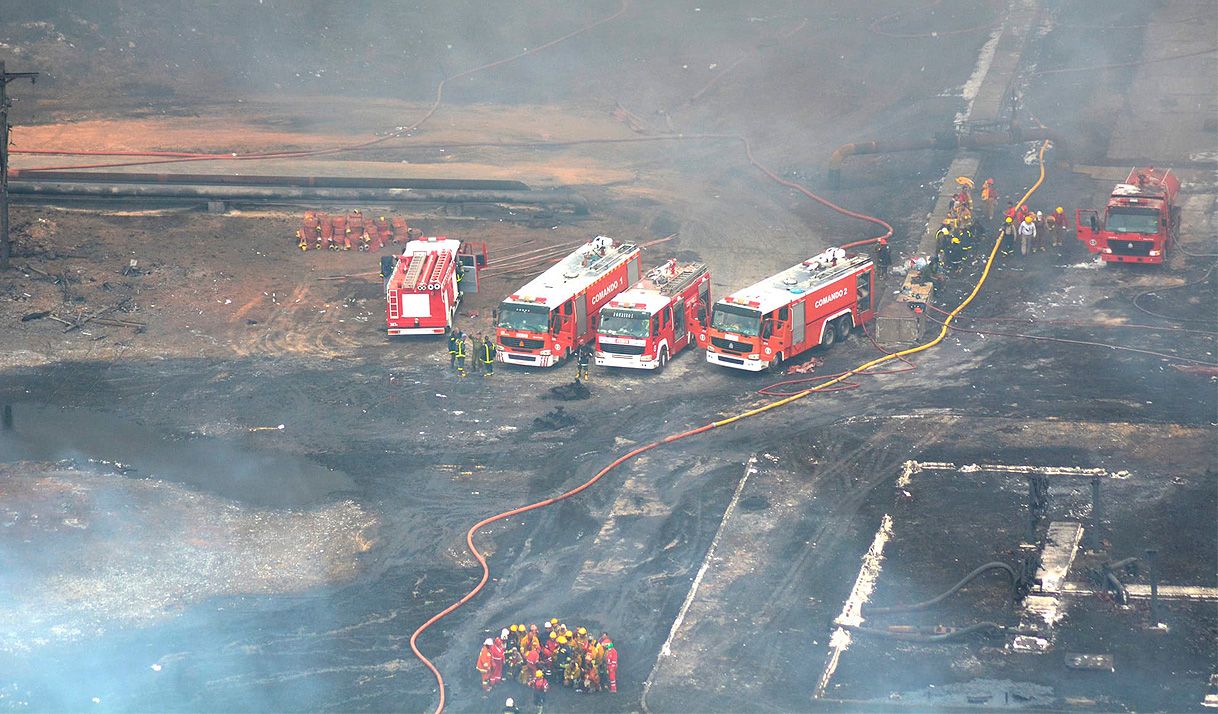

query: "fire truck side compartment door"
xmin=673 ymin=298 xmax=687 ymax=340
xmin=458 ymin=254 xmax=479 ymax=293
xmin=575 ymin=295 xmax=588 ymax=336
xmin=791 ymin=301 xmax=806 ymax=345
xmin=628 ymin=258 xmax=641 ymax=286
xmin=856 ymin=270 xmax=872 ymax=313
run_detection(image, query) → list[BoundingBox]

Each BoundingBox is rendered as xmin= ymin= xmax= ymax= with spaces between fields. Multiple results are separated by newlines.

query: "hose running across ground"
xmin=408 ymin=142 xmax=1053 ymax=713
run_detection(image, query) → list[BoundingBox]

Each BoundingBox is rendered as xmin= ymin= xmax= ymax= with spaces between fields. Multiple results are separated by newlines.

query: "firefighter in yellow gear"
xmin=454 ymin=335 xmax=468 ymax=377
xmin=935 ymin=220 xmax=953 ymax=254
xmin=980 ymin=178 xmax=997 ymax=221
xmin=481 ymin=336 xmax=496 ymax=376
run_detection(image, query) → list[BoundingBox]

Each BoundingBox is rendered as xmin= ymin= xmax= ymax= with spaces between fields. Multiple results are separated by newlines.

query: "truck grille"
xmin=1108 ymin=239 xmax=1153 ymax=257
xmin=600 ymin=343 xmax=645 ymax=356
xmin=712 ymin=336 xmax=753 ymax=353
xmin=500 ymin=337 xmax=545 ymax=350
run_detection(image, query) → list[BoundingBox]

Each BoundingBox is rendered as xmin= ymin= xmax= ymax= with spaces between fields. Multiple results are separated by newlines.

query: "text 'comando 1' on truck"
xmin=382 ymin=236 xmax=487 ymax=335
xmin=1076 ymin=167 xmax=1180 ymax=265
xmin=495 ymin=236 xmax=642 ymax=367
xmin=705 ymin=247 xmax=875 ymax=372
xmin=594 ymin=259 xmax=710 ymax=371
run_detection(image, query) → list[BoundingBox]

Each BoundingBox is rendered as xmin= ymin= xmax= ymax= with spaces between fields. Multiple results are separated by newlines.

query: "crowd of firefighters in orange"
xmin=293 ymin=209 xmax=416 ymax=252
xmin=927 ymin=177 xmax=1070 ymax=274
xmin=476 ymin=621 xmax=619 ymax=710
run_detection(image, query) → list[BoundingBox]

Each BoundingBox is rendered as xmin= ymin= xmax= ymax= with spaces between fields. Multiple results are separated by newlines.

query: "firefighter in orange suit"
xmin=981 ymin=178 xmax=997 ymax=221
xmin=529 ymin=670 xmax=549 ymax=710
xmin=489 ymin=636 xmax=505 ymax=688
xmin=477 ymin=638 xmax=494 ymax=692
xmin=604 ymin=641 xmax=618 ymax=692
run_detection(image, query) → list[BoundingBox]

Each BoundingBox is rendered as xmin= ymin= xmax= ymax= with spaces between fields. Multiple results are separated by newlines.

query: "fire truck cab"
xmin=1076 ymin=167 xmax=1181 ymax=264
xmin=384 ymin=237 xmax=485 ymax=335
xmin=496 ymin=236 xmax=642 ymax=367
xmin=706 ymin=248 xmax=875 ymax=372
xmin=595 ymin=260 xmax=710 ymax=371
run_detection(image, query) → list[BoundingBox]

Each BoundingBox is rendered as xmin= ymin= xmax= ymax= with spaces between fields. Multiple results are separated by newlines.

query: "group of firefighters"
xmin=930 ymin=177 xmax=1069 ymax=273
xmin=447 ymin=329 xmax=496 ymax=377
xmin=476 ymin=621 xmax=619 ymax=712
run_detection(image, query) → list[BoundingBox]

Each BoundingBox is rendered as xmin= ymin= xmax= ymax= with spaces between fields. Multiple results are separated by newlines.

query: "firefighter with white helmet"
xmin=477 ymin=638 xmax=494 ymax=692
xmin=1017 ymin=214 xmax=1037 ymax=257
xmin=503 ymin=697 xmax=520 ymax=714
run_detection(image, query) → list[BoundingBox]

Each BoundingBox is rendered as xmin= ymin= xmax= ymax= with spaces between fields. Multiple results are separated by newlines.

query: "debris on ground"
xmin=545 ymin=380 xmax=591 ymax=401
xmin=533 ymin=406 xmax=577 ymax=431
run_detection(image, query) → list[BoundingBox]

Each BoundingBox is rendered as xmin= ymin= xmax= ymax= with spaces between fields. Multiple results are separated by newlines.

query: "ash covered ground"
xmin=0 ymin=1 xmax=1215 ymax=712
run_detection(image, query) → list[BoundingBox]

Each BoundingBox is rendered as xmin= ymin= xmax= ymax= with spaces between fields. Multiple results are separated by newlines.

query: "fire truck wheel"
xmin=834 ymin=317 xmax=852 ymax=342
xmin=657 ymin=347 xmax=669 ymax=372
xmin=767 ymin=352 xmax=785 ymax=373
xmin=820 ymin=324 xmax=837 ymax=349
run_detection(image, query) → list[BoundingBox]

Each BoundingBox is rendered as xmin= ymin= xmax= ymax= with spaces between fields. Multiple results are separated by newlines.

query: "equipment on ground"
xmin=383 ymin=237 xmax=487 ymax=335
xmin=495 ymin=236 xmax=642 ymax=367
xmin=1076 ymin=167 xmax=1180 ymax=264
xmin=594 ymin=259 xmax=710 ymax=371
xmin=705 ymin=247 xmax=876 ymax=371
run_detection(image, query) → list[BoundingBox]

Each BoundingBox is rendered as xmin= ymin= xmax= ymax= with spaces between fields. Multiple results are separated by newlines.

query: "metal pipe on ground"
xmin=9 ymin=170 xmax=532 ymax=191
xmin=7 ymin=181 xmax=590 ymax=213
xmin=827 ymin=126 xmax=1067 ymax=188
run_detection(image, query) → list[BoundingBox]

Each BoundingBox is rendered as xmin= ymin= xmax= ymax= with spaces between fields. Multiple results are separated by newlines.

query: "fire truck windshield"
xmin=711 ymin=303 xmax=761 ymax=336
xmin=598 ymin=308 xmax=651 ymax=338
xmin=1106 ymin=208 xmax=1160 ymax=234
xmin=497 ymin=302 xmax=550 ymax=333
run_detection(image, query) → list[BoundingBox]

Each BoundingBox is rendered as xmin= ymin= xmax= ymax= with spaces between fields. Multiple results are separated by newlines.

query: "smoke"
xmin=0 ymin=405 xmax=381 ymax=710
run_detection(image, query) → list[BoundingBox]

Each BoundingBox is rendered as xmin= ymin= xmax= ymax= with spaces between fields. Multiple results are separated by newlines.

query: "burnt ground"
xmin=1 ymin=1 xmax=1216 ymax=713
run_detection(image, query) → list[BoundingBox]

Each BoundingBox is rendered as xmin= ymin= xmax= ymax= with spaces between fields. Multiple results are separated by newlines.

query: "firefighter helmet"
xmin=1024 ymin=215 xmax=1034 ymax=222
xmin=549 ymin=631 xmax=557 ymax=639
xmin=535 ymin=671 xmax=545 ymax=678
xmin=1056 ymin=206 xmax=1064 ymax=213
xmin=1005 ymin=216 xmax=1013 ymax=223
xmin=557 ymin=636 xmax=568 ymax=644
xmin=550 ymin=618 xmax=558 ymax=626
xmin=510 ymin=625 xmax=518 ymax=633
xmin=577 ymin=627 xmax=587 ymax=635
xmin=506 ymin=699 xmax=514 ymax=708
xmin=484 ymin=638 xmax=493 ymax=646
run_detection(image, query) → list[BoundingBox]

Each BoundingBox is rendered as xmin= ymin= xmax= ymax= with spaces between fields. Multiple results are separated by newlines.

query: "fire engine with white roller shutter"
xmin=595 ymin=259 xmax=710 ymax=370
xmin=383 ymin=236 xmax=485 ymax=335
xmin=705 ymin=247 xmax=875 ymax=371
xmin=496 ymin=236 xmax=642 ymax=367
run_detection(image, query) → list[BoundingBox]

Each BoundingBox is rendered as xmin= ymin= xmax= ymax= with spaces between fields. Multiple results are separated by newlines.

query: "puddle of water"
xmin=0 ymin=404 xmax=353 ymax=508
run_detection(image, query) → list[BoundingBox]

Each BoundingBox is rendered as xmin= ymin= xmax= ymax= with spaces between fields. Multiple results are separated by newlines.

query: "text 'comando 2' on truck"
xmin=705 ymin=247 xmax=876 ymax=372
xmin=495 ymin=236 xmax=642 ymax=367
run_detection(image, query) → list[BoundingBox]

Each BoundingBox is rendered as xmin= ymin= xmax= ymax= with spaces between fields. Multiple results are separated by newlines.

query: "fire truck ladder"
xmin=659 ymin=263 xmax=707 ymax=297
xmin=401 ymin=253 xmax=427 ymax=289
xmin=586 ymin=242 xmax=637 ymax=274
xmin=427 ymin=253 xmax=451 ymax=289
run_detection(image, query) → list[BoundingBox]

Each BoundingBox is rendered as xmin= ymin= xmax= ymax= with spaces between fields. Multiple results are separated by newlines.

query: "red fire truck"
xmin=496 ymin=236 xmax=642 ymax=367
xmin=383 ymin=237 xmax=486 ymax=335
xmin=705 ymin=247 xmax=875 ymax=371
xmin=594 ymin=259 xmax=710 ymax=371
xmin=1076 ymin=167 xmax=1181 ymax=264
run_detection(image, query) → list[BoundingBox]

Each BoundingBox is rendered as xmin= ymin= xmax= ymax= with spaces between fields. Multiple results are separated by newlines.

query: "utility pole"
xmin=1 ymin=60 xmax=39 ymax=271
